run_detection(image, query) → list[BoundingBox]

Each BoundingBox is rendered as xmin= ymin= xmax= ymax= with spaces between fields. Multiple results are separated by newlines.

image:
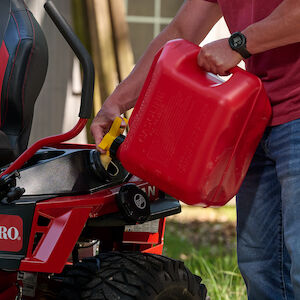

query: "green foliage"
xmin=188 ymin=248 xmax=247 ymax=300
xmin=164 ymin=206 xmax=247 ymax=300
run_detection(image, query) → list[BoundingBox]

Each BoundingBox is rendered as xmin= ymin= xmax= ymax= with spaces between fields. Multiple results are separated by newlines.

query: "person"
xmin=91 ymin=0 xmax=300 ymax=299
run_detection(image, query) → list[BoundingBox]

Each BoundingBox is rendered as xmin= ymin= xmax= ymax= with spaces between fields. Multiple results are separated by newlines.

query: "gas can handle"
xmin=214 ymin=65 xmax=262 ymax=90
xmin=197 ymin=44 xmax=242 ymax=76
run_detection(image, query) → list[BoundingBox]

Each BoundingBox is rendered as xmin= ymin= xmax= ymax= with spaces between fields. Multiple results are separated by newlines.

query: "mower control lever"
xmin=44 ymin=1 xmax=95 ymax=119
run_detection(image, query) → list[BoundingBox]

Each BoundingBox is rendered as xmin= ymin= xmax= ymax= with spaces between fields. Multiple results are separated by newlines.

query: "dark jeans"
xmin=237 ymin=119 xmax=300 ymax=300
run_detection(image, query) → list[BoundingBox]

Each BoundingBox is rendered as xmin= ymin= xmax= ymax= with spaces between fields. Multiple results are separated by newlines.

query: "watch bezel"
xmin=229 ymin=32 xmax=252 ymax=59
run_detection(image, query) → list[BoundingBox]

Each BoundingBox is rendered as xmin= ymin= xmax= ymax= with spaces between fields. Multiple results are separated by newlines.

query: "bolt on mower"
xmin=0 ymin=1 xmax=207 ymax=299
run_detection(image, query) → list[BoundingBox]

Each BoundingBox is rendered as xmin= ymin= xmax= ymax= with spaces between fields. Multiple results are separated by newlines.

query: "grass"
xmin=163 ymin=205 xmax=247 ymax=300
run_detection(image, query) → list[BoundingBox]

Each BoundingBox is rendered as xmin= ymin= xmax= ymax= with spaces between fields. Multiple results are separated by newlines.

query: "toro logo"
xmin=0 ymin=214 xmax=23 ymax=252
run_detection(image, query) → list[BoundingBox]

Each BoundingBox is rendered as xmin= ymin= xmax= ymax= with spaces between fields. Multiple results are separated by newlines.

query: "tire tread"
xmin=57 ymin=252 xmax=207 ymax=300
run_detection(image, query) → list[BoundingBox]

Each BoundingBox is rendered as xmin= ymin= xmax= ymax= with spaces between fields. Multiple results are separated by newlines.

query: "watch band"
xmin=238 ymin=46 xmax=252 ymax=59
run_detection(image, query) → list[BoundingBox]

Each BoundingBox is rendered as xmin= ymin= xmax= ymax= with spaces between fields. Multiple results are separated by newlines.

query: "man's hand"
xmin=90 ymin=101 xmax=122 ymax=153
xmin=197 ymin=38 xmax=242 ymax=76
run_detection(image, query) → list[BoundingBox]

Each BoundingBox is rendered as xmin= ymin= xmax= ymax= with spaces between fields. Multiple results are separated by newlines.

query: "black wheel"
xmin=57 ymin=251 xmax=207 ymax=300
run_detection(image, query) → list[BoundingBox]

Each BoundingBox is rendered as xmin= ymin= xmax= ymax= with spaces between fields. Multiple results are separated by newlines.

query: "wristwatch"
xmin=228 ymin=32 xmax=252 ymax=59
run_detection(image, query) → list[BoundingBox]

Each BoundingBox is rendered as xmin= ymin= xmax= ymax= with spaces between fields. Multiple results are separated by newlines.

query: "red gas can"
xmin=118 ymin=39 xmax=272 ymax=206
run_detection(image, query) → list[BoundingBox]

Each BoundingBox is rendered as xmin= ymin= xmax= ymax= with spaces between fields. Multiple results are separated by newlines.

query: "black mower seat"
xmin=0 ymin=0 xmax=11 ymax=48
xmin=0 ymin=0 xmax=48 ymax=166
xmin=0 ymin=130 xmax=15 ymax=167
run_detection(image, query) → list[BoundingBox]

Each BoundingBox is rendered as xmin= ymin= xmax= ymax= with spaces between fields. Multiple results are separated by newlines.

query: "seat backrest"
xmin=0 ymin=0 xmax=11 ymax=47
xmin=0 ymin=0 xmax=48 ymax=157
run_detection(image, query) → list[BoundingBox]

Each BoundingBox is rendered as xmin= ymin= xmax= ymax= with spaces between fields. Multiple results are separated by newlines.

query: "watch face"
xmin=229 ymin=32 xmax=251 ymax=59
xmin=229 ymin=32 xmax=246 ymax=50
xmin=232 ymin=36 xmax=243 ymax=47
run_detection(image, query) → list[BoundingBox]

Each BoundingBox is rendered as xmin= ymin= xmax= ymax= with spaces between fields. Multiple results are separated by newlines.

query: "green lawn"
xmin=163 ymin=206 xmax=247 ymax=300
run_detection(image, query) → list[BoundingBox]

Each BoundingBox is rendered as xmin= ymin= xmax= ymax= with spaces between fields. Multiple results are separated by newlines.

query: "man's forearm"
xmin=243 ymin=0 xmax=300 ymax=54
xmin=113 ymin=0 xmax=222 ymax=113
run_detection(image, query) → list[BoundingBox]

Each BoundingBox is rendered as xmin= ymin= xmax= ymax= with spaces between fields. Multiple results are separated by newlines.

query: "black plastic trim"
xmin=110 ymin=135 xmax=125 ymax=158
xmin=148 ymin=196 xmax=181 ymax=221
xmin=86 ymin=196 xmax=181 ymax=227
xmin=0 ymin=254 xmax=23 ymax=269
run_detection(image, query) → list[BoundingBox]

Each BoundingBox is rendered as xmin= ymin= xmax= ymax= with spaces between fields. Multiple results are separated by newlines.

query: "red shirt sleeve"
xmin=204 ymin=0 xmax=218 ymax=2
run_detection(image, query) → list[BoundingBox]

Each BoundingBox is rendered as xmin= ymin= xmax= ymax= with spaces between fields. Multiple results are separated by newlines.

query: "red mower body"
xmin=0 ymin=143 xmax=175 ymax=300
xmin=0 ymin=2 xmax=181 ymax=299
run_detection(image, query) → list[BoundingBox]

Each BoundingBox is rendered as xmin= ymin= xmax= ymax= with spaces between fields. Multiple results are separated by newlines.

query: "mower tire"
xmin=57 ymin=251 xmax=207 ymax=300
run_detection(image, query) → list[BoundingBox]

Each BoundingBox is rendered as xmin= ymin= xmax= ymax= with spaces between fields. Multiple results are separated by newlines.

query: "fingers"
xmin=90 ymin=111 xmax=113 ymax=152
xmin=90 ymin=122 xmax=107 ymax=153
xmin=197 ymin=39 xmax=242 ymax=76
xmin=198 ymin=48 xmax=228 ymax=75
xmin=91 ymin=113 xmax=127 ymax=153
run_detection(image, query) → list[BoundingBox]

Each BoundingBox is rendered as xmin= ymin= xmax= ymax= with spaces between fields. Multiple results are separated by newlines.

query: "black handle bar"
xmin=44 ymin=1 xmax=94 ymax=119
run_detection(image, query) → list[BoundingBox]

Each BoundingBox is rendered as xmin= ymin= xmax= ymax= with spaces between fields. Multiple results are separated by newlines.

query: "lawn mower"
xmin=0 ymin=1 xmax=207 ymax=299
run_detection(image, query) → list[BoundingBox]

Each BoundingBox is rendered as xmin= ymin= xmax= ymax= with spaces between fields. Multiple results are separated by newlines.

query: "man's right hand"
xmin=90 ymin=100 xmax=122 ymax=153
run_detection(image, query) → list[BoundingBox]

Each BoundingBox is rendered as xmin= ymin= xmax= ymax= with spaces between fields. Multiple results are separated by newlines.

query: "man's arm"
xmin=91 ymin=0 xmax=221 ymax=149
xmin=244 ymin=0 xmax=300 ymax=54
xmin=198 ymin=0 xmax=300 ymax=75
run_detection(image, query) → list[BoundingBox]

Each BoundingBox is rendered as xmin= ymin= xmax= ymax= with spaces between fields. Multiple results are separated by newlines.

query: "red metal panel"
xmin=19 ymin=183 xmax=121 ymax=273
xmin=142 ymin=244 xmax=164 ymax=255
xmin=20 ymin=207 xmax=91 ymax=273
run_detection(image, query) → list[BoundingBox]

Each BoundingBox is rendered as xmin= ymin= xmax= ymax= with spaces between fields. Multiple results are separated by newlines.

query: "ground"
xmin=164 ymin=204 xmax=247 ymax=300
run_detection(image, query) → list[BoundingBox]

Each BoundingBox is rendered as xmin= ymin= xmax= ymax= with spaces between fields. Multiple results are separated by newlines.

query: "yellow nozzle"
xmin=100 ymin=154 xmax=112 ymax=171
xmin=98 ymin=117 xmax=128 ymax=170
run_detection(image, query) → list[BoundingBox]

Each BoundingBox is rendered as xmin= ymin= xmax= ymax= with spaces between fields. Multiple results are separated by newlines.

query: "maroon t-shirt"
xmin=204 ymin=0 xmax=300 ymax=126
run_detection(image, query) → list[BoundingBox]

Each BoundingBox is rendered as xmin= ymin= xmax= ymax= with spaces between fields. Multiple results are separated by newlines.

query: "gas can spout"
xmin=100 ymin=154 xmax=112 ymax=171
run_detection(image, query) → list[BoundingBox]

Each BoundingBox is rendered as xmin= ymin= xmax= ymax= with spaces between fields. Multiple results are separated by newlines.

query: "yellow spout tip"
xmin=100 ymin=154 xmax=112 ymax=170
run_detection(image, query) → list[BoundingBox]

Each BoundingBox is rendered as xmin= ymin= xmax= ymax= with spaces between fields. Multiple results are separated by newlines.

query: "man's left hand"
xmin=198 ymin=38 xmax=242 ymax=75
